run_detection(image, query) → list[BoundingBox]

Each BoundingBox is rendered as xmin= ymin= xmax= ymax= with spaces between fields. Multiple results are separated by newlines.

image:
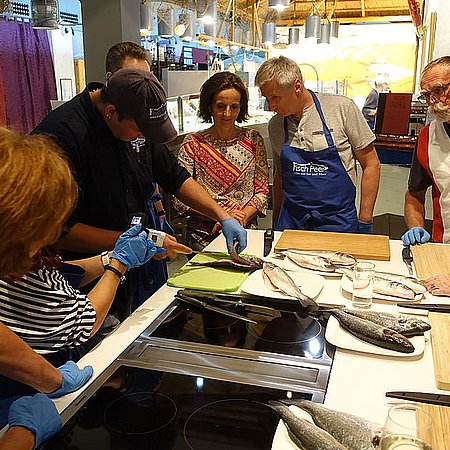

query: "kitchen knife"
xmin=386 ymin=391 xmax=450 ymax=407
xmin=402 ymin=246 xmax=414 ymax=276
xmin=175 ymin=294 xmax=257 ymax=324
xmin=263 ymin=228 xmax=274 ymax=257
xmin=398 ymin=303 xmax=450 ymax=312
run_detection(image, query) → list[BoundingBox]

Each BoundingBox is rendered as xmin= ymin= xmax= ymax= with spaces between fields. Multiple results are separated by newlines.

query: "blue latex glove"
xmin=47 ymin=361 xmax=93 ymax=398
xmin=401 ymin=227 xmax=431 ymax=246
xmin=357 ymin=220 xmax=373 ymax=234
xmin=220 ymin=218 xmax=247 ymax=254
xmin=160 ymin=218 xmax=174 ymax=235
xmin=112 ymin=224 xmax=159 ymax=269
xmin=8 ymin=394 xmax=61 ymax=449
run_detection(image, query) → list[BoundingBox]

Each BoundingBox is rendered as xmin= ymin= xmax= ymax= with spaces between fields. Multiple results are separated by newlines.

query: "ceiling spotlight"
xmin=268 ymin=0 xmax=290 ymax=12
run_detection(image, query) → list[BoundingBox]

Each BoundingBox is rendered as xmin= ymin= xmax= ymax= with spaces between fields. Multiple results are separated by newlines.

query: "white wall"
xmin=432 ymin=0 xmax=450 ymax=58
xmin=49 ymin=27 xmax=76 ymax=101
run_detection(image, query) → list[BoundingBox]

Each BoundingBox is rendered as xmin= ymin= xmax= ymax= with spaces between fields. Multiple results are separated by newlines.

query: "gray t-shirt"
xmin=268 ymin=92 xmax=375 ymax=185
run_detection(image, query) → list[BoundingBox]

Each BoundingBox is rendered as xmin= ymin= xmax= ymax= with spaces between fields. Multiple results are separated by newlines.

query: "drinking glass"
xmin=379 ymin=403 xmax=433 ymax=449
xmin=351 ymin=261 xmax=375 ymax=308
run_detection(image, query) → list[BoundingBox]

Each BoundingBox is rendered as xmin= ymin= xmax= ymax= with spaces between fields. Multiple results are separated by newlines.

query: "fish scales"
xmin=262 ymin=262 xmax=318 ymax=312
xmin=268 ymin=401 xmax=346 ymax=450
xmin=282 ymin=251 xmax=336 ymax=272
xmin=283 ymin=400 xmax=382 ymax=450
xmin=343 ymin=308 xmax=431 ymax=337
xmin=375 ymin=271 xmax=426 ymax=294
xmin=340 ymin=269 xmax=417 ymax=299
xmin=331 ymin=310 xmax=415 ymax=353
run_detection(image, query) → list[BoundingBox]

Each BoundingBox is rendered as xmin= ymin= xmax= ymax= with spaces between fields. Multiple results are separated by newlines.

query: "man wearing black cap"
xmin=34 ymin=68 xmax=247 ymax=320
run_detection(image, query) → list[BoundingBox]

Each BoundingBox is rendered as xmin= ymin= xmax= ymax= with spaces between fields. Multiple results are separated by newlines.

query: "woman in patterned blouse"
xmin=173 ymin=72 xmax=270 ymax=250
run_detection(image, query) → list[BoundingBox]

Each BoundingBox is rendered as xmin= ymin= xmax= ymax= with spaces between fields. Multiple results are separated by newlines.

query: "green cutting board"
xmin=167 ymin=253 xmax=252 ymax=292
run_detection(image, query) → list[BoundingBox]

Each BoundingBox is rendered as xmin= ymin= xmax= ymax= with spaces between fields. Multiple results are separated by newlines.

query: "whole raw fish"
xmin=340 ymin=268 xmax=417 ymax=299
xmin=282 ymin=400 xmax=382 ymax=450
xmin=268 ymin=401 xmax=347 ymax=450
xmin=343 ymin=308 xmax=431 ymax=337
xmin=282 ymin=250 xmax=336 ymax=272
xmin=189 ymin=252 xmax=263 ymax=270
xmin=262 ymin=262 xmax=318 ymax=311
xmin=330 ymin=309 xmax=415 ymax=353
xmin=375 ymin=271 xmax=426 ymax=294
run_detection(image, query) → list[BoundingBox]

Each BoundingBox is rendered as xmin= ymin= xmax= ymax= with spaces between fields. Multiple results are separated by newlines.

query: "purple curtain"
xmin=0 ymin=20 xmax=57 ymax=133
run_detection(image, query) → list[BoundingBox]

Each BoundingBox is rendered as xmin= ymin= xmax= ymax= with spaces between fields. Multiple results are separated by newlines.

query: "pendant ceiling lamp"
xmin=158 ymin=6 xmax=175 ymax=37
xmin=31 ymin=0 xmax=59 ymax=30
xmin=304 ymin=1 xmax=321 ymax=39
xmin=182 ymin=10 xmax=197 ymax=41
xmin=140 ymin=1 xmax=152 ymax=35
xmin=288 ymin=27 xmax=300 ymax=45
xmin=262 ymin=21 xmax=276 ymax=45
xmin=268 ymin=0 xmax=290 ymax=12
xmin=317 ymin=21 xmax=331 ymax=44
xmin=330 ymin=20 xmax=339 ymax=38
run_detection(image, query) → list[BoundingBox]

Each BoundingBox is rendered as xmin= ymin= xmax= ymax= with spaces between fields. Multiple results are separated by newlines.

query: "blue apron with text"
xmin=275 ymin=91 xmax=358 ymax=232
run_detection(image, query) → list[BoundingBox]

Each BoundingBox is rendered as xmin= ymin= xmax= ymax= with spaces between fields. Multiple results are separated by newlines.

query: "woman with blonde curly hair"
xmin=0 ymin=128 xmax=160 ymax=443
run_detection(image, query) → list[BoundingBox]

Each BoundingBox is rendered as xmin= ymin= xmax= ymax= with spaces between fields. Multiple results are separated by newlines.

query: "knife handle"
xmin=264 ymin=228 xmax=274 ymax=257
xmin=386 ymin=391 xmax=450 ymax=407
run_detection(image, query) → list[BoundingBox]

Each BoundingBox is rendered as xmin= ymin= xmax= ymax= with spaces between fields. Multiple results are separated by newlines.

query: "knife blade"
xmin=175 ymin=294 xmax=257 ymax=324
xmin=402 ymin=246 xmax=414 ymax=276
xmin=386 ymin=391 xmax=450 ymax=407
xmin=398 ymin=303 xmax=450 ymax=312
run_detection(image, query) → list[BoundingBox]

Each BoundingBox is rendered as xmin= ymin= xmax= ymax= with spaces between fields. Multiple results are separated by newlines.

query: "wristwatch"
xmin=100 ymin=251 xmax=110 ymax=269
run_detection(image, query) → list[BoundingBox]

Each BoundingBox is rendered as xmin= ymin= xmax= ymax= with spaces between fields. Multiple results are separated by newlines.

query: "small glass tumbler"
xmin=351 ymin=261 xmax=375 ymax=308
xmin=379 ymin=403 xmax=433 ymax=450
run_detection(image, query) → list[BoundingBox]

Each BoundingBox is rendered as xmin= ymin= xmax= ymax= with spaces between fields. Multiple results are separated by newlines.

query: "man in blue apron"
xmin=255 ymin=56 xmax=380 ymax=233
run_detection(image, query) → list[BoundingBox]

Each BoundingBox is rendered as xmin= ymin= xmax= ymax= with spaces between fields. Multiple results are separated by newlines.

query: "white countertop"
xmin=44 ymin=231 xmax=450 ymax=429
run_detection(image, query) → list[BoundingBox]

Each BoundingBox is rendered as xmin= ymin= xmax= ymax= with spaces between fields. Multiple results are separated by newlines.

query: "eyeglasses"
xmin=418 ymin=81 xmax=450 ymax=104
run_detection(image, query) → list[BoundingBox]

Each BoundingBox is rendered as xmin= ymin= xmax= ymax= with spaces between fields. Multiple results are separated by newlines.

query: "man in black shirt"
xmin=34 ymin=68 xmax=247 ymax=319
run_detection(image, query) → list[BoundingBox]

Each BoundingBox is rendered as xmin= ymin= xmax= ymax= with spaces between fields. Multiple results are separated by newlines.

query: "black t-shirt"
xmin=34 ymin=82 xmax=190 ymax=259
xmin=408 ymin=121 xmax=450 ymax=192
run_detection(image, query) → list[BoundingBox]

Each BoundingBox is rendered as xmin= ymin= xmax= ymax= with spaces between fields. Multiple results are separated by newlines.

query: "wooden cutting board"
xmin=417 ymin=403 xmax=450 ymax=449
xmin=411 ymin=243 xmax=450 ymax=280
xmin=273 ymin=230 xmax=390 ymax=261
xmin=429 ymin=312 xmax=450 ymax=391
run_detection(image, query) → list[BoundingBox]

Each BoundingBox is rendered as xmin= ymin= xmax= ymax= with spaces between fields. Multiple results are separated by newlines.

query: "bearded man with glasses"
xmin=402 ymin=56 xmax=450 ymax=245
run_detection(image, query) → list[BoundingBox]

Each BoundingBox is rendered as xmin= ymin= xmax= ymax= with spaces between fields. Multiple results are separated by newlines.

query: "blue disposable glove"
xmin=160 ymin=218 xmax=174 ymax=235
xmin=357 ymin=220 xmax=373 ymax=234
xmin=401 ymin=227 xmax=431 ymax=246
xmin=220 ymin=218 xmax=247 ymax=254
xmin=8 ymin=394 xmax=62 ymax=449
xmin=47 ymin=361 xmax=93 ymax=398
xmin=112 ymin=224 xmax=159 ymax=269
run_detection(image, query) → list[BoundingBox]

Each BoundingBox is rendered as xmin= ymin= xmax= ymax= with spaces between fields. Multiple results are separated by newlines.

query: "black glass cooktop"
xmin=151 ymin=303 xmax=333 ymax=361
xmin=43 ymin=368 xmax=312 ymax=450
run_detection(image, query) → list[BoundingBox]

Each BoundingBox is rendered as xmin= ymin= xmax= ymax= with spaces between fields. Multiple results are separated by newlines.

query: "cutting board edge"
xmin=429 ymin=312 xmax=450 ymax=392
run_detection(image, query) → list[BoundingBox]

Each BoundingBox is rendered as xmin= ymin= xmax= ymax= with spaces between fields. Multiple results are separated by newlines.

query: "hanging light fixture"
xmin=268 ymin=0 xmax=290 ymax=12
xmin=140 ymin=0 xmax=152 ymax=36
xmin=317 ymin=21 xmax=330 ymax=44
xmin=288 ymin=27 xmax=300 ymax=46
xmin=304 ymin=1 xmax=321 ymax=39
xmin=330 ymin=20 xmax=339 ymax=38
xmin=182 ymin=10 xmax=197 ymax=41
xmin=31 ymin=0 xmax=59 ymax=30
xmin=262 ymin=21 xmax=276 ymax=45
xmin=158 ymin=6 xmax=175 ymax=37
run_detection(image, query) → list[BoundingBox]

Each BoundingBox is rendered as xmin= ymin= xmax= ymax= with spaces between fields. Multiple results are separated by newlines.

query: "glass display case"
xmin=167 ymin=94 xmax=274 ymax=134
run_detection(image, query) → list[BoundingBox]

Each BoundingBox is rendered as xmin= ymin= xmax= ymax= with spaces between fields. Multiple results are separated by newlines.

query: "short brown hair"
xmin=198 ymin=72 xmax=249 ymax=123
xmin=105 ymin=42 xmax=150 ymax=74
xmin=0 ymin=128 xmax=78 ymax=278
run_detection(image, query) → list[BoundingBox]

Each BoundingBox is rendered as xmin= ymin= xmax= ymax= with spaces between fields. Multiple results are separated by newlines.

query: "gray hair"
xmin=422 ymin=56 xmax=450 ymax=78
xmin=255 ymin=56 xmax=303 ymax=89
